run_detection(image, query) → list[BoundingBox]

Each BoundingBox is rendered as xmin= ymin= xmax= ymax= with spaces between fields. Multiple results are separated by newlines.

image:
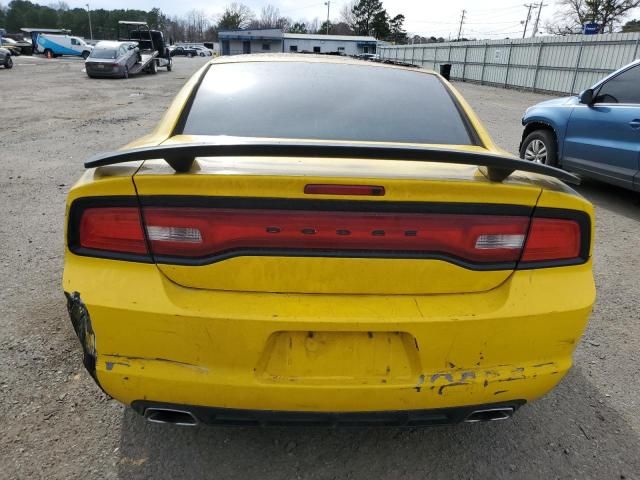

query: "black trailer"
xmin=117 ymin=21 xmax=172 ymax=75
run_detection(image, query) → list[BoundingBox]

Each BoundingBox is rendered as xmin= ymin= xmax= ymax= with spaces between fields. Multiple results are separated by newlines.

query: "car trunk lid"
xmin=130 ymin=138 xmax=543 ymax=295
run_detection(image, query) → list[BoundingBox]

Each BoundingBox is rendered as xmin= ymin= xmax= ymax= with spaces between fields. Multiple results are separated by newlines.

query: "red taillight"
xmin=142 ymin=207 xmax=530 ymax=264
xmin=79 ymin=207 xmax=147 ymax=254
xmin=521 ymin=218 xmax=581 ymax=262
xmin=70 ymin=201 xmax=588 ymax=269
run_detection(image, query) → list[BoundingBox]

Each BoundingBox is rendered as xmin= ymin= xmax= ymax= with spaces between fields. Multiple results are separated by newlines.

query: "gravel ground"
xmin=1 ymin=56 xmax=639 ymax=480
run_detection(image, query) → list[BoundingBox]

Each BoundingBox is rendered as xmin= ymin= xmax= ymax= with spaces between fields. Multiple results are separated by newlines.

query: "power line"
xmin=467 ymin=3 xmax=527 ymax=14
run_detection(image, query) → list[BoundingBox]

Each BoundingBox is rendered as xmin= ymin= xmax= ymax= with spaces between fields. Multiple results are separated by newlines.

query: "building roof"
xmin=218 ymin=29 xmax=378 ymax=43
xmin=21 ymin=28 xmax=70 ymax=33
xmin=218 ymin=29 xmax=282 ymax=38
xmin=282 ymin=33 xmax=378 ymax=42
xmin=208 ymin=53 xmax=429 ymax=73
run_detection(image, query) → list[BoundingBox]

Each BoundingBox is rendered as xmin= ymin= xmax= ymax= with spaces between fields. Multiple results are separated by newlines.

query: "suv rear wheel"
xmin=520 ymin=129 xmax=558 ymax=166
xmin=5 ymin=56 xmax=13 ymax=69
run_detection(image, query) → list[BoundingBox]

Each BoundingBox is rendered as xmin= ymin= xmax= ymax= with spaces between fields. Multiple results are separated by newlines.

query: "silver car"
xmin=85 ymin=41 xmax=139 ymax=79
xmin=0 ymin=47 xmax=13 ymax=69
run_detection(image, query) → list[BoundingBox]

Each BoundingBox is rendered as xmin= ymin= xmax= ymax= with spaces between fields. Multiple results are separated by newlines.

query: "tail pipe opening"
xmin=144 ymin=408 xmax=198 ymax=426
xmin=464 ymin=407 xmax=514 ymax=423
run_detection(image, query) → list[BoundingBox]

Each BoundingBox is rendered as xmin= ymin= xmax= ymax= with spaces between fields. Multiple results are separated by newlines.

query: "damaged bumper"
xmin=62 ymin=256 xmax=594 ymax=415
xmin=65 ymin=291 xmax=98 ymax=382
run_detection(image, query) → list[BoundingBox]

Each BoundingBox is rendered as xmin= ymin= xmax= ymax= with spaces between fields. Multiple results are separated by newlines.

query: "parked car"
xmin=1 ymin=37 xmax=33 ymax=55
xmin=64 ymin=55 xmax=594 ymax=427
xmin=0 ymin=37 xmax=24 ymax=56
xmin=169 ymin=45 xmax=199 ymax=58
xmin=357 ymin=53 xmax=380 ymax=60
xmin=0 ymin=47 xmax=13 ymax=68
xmin=187 ymin=45 xmax=212 ymax=56
xmin=36 ymin=33 xmax=93 ymax=58
xmin=85 ymin=41 xmax=139 ymax=78
xmin=521 ymin=59 xmax=640 ymax=192
xmin=8 ymin=37 xmax=34 ymax=55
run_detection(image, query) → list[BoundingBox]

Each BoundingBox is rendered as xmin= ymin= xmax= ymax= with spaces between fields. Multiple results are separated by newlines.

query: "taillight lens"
xmin=69 ymin=201 xmax=588 ymax=269
xmin=142 ymin=207 xmax=530 ymax=264
xmin=78 ymin=207 xmax=147 ymax=254
xmin=521 ymin=218 xmax=581 ymax=262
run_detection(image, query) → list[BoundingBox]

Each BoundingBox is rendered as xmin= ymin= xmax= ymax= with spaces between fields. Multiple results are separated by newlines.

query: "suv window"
xmin=71 ymin=38 xmax=79 ymax=45
xmin=595 ymin=65 xmax=640 ymax=104
xmin=182 ymin=62 xmax=476 ymax=145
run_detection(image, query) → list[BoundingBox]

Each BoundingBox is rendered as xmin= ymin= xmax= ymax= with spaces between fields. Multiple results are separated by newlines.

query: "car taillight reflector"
xmin=475 ymin=234 xmax=525 ymax=250
xmin=521 ymin=217 xmax=581 ymax=262
xmin=141 ymin=207 xmax=531 ymax=264
xmin=79 ymin=207 xmax=147 ymax=254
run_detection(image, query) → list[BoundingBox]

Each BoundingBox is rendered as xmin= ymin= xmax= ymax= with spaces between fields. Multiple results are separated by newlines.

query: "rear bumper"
xmin=86 ymin=66 xmax=122 ymax=77
xmin=63 ymin=255 xmax=595 ymax=413
xmin=132 ymin=400 xmax=526 ymax=426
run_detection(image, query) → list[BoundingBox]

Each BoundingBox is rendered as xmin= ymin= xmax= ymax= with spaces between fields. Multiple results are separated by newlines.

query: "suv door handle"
xmin=630 ymin=120 xmax=640 ymax=129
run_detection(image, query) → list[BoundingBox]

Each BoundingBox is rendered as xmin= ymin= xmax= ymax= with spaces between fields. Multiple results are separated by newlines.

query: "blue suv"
xmin=520 ymin=60 xmax=640 ymax=191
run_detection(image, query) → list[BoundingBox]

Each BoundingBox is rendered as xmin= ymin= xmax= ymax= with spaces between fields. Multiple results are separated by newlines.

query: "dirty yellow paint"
xmin=62 ymin=55 xmax=595 ymax=413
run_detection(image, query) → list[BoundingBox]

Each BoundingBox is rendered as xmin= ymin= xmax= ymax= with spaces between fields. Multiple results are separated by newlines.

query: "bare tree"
xmin=49 ymin=1 xmax=70 ymax=10
xmin=249 ymin=5 xmax=291 ymax=30
xmin=185 ymin=9 xmax=210 ymax=41
xmin=547 ymin=0 xmax=640 ymax=34
xmin=340 ymin=0 xmax=357 ymax=31
xmin=307 ymin=17 xmax=320 ymax=34
xmin=216 ymin=3 xmax=255 ymax=30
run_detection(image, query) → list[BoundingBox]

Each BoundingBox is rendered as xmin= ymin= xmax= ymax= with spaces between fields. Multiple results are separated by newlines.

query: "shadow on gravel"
xmin=117 ymin=368 xmax=639 ymax=480
xmin=575 ymin=179 xmax=640 ymax=222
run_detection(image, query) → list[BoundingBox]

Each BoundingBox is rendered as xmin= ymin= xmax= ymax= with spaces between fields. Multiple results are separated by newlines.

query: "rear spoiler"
xmin=84 ymin=140 xmax=580 ymax=185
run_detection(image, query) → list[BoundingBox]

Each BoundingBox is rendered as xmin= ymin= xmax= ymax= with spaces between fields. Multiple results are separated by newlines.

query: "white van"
xmin=36 ymin=34 xmax=93 ymax=58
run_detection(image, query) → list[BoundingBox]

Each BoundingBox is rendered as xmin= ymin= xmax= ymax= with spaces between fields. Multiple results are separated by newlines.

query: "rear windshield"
xmin=181 ymin=62 xmax=476 ymax=145
xmin=90 ymin=48 xmax=118 ymax=59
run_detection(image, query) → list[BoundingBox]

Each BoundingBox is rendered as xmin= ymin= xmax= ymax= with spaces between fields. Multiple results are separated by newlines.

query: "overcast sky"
xmin=29 ymin=0 xmax=640 ymax=39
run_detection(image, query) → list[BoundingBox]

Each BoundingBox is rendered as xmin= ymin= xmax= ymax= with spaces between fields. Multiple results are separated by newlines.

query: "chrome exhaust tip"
xmin=464 ymin=407 xmax=514 ymax=423
xmin=144 ymin=407 xmax=198 ymax=426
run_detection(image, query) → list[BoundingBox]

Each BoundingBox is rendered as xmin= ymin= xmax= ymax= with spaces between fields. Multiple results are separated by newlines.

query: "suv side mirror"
xmin=579 ymin=88 xmax=595 ymax=105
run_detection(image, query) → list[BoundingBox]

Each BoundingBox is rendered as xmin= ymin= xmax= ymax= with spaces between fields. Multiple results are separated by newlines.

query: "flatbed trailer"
xmin=118 ymin=21 xmax=171 ymax=75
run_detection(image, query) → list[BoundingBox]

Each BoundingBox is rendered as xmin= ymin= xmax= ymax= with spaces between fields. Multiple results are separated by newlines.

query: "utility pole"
xmin=86 ymin=3 xmax=93 ymax=40
xmin=457 ymin=9 xmax=466 ymax=41
xmin=324 ymin=1 xmax=330 ymax=35
xmin=522 ymin=4 xmax=534 ymax=38
xmin=532 ymin=2 xmax=547 ymax=38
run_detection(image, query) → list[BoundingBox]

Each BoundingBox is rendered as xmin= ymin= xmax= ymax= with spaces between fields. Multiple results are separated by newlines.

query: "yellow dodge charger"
xmin=63 ymin=55 xmax=595 ymax=426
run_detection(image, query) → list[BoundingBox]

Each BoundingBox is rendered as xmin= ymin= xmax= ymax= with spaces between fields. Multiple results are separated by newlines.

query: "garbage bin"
xmin=440 ymin=63 xmax=452 ymax=81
